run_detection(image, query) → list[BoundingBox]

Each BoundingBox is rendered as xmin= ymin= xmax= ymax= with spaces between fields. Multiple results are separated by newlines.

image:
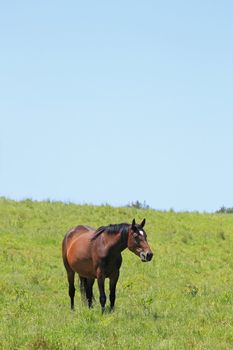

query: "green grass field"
xmin=0 ymin=198 xmax=232 ymax=349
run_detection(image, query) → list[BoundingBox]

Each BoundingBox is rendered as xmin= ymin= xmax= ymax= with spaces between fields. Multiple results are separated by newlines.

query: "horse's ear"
xmin=132 ymin=218 xmax=136 ymax=227
xmin=141 ymin=218 xmax=146 ymax=227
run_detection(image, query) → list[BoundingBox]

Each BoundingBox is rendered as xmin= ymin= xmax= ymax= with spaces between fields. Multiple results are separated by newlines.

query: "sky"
xmin=0 ymin=1 xmax=233 ymax=212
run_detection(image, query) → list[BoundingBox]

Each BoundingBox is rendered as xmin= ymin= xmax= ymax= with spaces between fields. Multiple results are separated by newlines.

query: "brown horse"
xmin=62 ymin=218 xmax=153 ymax=312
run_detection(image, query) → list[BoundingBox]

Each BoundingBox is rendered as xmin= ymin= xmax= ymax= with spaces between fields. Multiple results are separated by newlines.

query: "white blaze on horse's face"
xmin=139 ymin=230 xmax=144 ymax=236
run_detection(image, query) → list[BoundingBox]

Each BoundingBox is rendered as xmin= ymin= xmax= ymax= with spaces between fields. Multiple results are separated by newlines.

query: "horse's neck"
xmin=102 ymin=232 xmax=126 ymax=254
xmin=111 ymin=231 xmax=128 ymax=253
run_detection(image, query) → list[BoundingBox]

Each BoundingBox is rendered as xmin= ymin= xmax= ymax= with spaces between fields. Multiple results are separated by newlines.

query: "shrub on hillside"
xmin=126 ymin=200 xmax=150 ymax=209
xmin=216 ymin=206 xmax=233 ymax=214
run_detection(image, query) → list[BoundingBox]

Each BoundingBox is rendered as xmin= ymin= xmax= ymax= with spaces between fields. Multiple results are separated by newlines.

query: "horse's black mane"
xmin=91 ymin=223 xmax=130 ymax=241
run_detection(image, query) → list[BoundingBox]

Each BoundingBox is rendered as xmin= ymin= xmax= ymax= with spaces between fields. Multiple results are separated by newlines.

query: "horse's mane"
xmin=91 ymin=223 xmax=130 ymax=241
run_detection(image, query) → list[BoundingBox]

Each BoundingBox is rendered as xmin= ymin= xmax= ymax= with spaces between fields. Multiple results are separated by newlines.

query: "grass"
xmin=0 ymin=198 xmax=232 ymax=349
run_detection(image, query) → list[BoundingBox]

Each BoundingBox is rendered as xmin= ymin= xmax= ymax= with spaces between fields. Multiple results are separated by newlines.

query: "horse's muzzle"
xmin=140 ymin=251 xmax=153 ymax=262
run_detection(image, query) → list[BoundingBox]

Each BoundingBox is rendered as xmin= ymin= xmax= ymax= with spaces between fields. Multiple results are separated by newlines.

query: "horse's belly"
xmin=72 ymin=258 xmax=96 ymax=279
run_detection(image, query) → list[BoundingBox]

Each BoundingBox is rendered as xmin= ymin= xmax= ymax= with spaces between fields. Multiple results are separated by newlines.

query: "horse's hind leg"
xmin=85 ymin=278 xmax=95 ymax=308
xmin=66 ymin=267 xmax=75 ymax=310
xmin=62 ymin=238 xmax=75 ymax=310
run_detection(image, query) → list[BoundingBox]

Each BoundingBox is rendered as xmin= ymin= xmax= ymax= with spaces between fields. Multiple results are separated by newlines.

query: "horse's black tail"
xmin=79 ymin=276 xmax=87 ymax=299
xmin=79 ymin=276 xmax=96 ymax=305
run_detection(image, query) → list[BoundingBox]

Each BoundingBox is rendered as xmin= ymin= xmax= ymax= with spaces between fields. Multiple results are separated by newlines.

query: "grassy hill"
xmin=0 ymin=198 xmax=232 ymax=349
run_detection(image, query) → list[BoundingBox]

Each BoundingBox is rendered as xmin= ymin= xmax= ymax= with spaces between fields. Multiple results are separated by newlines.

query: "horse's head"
xmin=127 ymin=218 xmax=153 ymax=262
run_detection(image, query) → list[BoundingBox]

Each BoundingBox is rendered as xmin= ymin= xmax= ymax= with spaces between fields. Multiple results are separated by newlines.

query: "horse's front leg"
xmin=97 ymin=268 xmax=106 ymax=313
xmin=109 ymin=270 xmax=119 ymax=312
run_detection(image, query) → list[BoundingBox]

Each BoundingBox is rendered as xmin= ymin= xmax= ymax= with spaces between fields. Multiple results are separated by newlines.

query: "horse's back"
xmin=67 ymin=224 xmax=95 ymax=238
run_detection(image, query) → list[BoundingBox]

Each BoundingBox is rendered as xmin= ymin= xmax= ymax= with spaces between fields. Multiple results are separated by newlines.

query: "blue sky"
xmin=1 ymin=1 xmax=233 ymax=211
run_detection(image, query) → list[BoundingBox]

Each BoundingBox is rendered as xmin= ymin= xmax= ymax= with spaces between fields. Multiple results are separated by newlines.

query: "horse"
xmin=62 ymin=218 xmax=153 ymax=312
